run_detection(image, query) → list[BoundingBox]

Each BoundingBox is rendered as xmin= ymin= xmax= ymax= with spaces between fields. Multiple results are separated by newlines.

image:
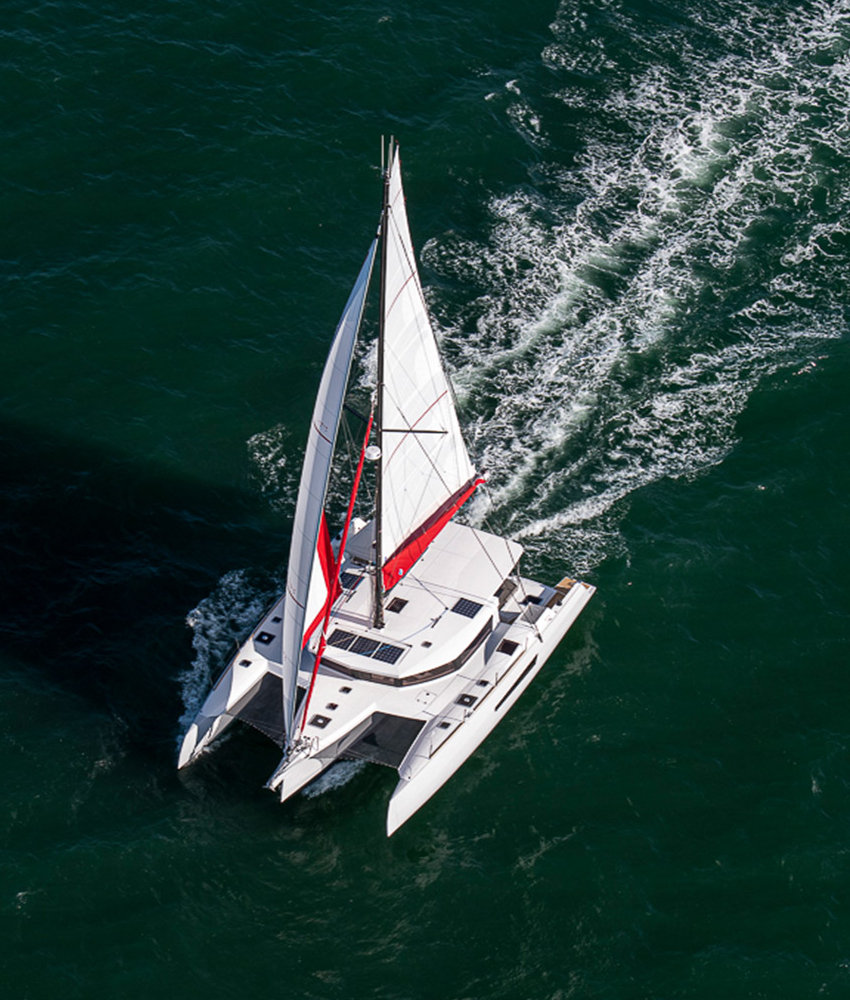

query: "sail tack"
xmin=281 ymin=240 xmax=377 ymax=740
xmin=379 ymin=147 xmax=477 ymax=590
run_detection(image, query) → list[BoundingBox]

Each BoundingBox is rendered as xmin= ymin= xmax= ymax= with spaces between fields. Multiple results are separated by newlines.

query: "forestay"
xmin=281 ymin=240 xmax=377 ymax=740
xmin=379 ymin=147 xmax=477 ymax=590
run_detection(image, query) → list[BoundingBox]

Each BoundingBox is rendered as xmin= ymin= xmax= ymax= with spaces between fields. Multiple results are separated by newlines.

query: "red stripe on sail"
xmin=381 ymin=477 xmax=484 ymax=592
xmin=299 ymin=411 xmax=375 ymax=736
xmin=301 ymin=512 xmax=339 ymax=649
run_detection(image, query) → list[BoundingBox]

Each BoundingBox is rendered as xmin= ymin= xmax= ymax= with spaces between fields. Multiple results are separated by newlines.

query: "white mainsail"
xmin=379 ymin=146 xmax=477 ymax=589
xmin=281 ymin=240 xmax=377 ymax=740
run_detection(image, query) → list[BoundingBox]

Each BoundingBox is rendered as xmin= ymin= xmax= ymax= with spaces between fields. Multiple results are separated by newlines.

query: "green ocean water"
xmin=2 ymin=1 xmax=849 ymax=997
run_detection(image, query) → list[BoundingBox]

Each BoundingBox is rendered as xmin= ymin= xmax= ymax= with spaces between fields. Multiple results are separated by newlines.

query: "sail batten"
xmin=280 ymin=239 xmax=377 ymax=741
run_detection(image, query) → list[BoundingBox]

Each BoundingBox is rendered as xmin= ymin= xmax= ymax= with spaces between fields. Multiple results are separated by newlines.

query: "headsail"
xmin=281 ymin=240 xmax=377 ymax=741
xmin=378 ymin=145 xmax=478 ymax=592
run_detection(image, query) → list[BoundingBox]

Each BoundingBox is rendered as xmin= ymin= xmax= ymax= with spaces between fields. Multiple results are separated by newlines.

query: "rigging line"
xmin=383 ymin=145 xmax=524 ymax=598
xmin=404 ymin=570 xmax=451 ymax=614
xmin=385 ymin=190 xmax=432 ymax=321
xmin=339 ymin=410 xmax=357 ymax=489
xmin=383 ymin=374 xmax=532 ymax=618
xmin=298 ymin=406 xmax=375 ymax=737
xmin=373 ymin=138 xmax=391 ymax=629
xmin=344 ymin=402 xmax=369 ymax=424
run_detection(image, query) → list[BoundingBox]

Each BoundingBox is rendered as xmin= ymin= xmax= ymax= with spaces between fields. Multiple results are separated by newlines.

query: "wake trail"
xmin=424 ymin=0 xmax=850 ymax=572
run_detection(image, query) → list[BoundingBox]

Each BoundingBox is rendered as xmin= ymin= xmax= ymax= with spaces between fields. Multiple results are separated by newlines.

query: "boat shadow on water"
xmin=0 ymin=414 xmax=281 ymax=761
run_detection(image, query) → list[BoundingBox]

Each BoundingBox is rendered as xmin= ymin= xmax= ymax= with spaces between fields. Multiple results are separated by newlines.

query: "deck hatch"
xmin=457 ymin=693 xmax=478 ymax=707
xmin=451 ymin=598 xmax=483 ymax=618
xmin=387 ymin=597 xmax=408 ymax=613
xmin=340 ymin=572 xmax=362 ymax=590
xmin=497 ymin=639 xmax=519 ymax=655
xmin=309 ymin=714 xmax=331 ymax=729
xmin=255 ymin=631 xmax=275 ymax=644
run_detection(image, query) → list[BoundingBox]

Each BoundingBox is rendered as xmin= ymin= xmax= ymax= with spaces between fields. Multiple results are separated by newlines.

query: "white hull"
xmin=180 ymin=522 xmax=594 ymax=834
xmin=386 ymin=579 xmax=592 ymax=834
xmin=177 ymin=143 xmax=596 ymax=835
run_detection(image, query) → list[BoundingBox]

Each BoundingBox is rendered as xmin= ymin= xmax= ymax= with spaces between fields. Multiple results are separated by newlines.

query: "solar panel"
xmin=451 ymin=598 xmax=483 ymax=618
xmin=327 ymin=629 xmax=356 ymax=650
xmin=373 ymin=644 xmax=404 ymax=664
xmin=326 ymin=630 xmax=405 ymax=666
xmin=350 ymin=636 xmax=380 ymax=656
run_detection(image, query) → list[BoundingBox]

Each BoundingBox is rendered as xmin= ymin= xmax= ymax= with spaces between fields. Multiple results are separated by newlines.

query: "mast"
xmin=373 ymin=138 xmax=392 ymax=629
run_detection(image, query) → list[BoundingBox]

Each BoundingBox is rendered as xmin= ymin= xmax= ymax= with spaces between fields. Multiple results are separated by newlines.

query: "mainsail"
xmin=378 ymin=146 xmax=478 ymax=592
xmin=280 ymin=240 xmax=377 ymax=740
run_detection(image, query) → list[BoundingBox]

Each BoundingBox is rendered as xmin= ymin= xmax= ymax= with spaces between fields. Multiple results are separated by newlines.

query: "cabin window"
xmin=495 ymin=657 xmax=538 ymax=711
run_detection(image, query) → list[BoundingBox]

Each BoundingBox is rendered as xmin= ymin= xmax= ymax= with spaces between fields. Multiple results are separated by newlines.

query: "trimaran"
xmin=178 ymin=141 xmax=595 ymax=835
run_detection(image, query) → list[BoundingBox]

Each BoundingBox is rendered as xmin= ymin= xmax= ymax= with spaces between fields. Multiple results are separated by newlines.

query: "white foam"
xmin=244 ymin=5 xmax=849 ymax=580
xmin=177 ymin=568 xmax=280 ymax=738
xmin=301 ymin=760 xmax=368 ymax=798
xmin=425 ymin=0 xmax=849 ymax=571
xmin=246 ymin=423 xmax=298 ymax=516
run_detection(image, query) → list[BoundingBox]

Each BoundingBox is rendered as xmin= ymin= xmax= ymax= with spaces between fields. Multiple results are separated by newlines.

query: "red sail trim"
xmin=381 ymin=476 xmax=485 ymax=592
xmin=299 ymin=411 xmax=375 ymax=735
xmin=301 ymin=512 xmax=339 ymax=649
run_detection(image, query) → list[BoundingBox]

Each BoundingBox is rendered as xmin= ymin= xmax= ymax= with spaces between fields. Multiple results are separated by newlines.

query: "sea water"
xmin=2 ymin=2 xmax=849 ymax=997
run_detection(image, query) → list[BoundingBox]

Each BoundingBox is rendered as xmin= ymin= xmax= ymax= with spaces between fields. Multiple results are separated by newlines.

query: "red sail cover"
xmin=381 ymin=477 xmax=484 ymax=592
xmin=302 ymin=512 xmax=340 ymax=648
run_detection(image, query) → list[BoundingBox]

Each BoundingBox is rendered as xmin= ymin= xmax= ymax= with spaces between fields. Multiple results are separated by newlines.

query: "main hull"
xmin=180 ymin=522 xmax=594 ymax=834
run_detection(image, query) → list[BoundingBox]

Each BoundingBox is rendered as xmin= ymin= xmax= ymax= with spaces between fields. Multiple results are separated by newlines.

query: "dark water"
xmin=2 ymin=1 xmax=849 ymax=997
